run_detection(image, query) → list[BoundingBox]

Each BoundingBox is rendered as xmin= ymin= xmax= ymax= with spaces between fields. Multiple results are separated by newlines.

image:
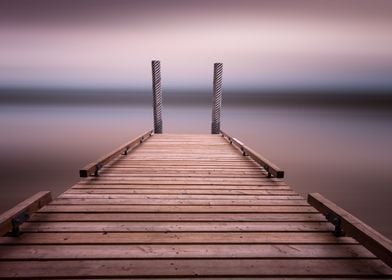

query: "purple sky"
xmin=1 ymin=0 xmax=392 ymax=91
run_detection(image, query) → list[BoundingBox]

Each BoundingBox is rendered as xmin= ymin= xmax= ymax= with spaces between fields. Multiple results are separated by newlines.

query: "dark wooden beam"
xmin=220 ymin=130 xmax=284 ymax=178
xmin=0 ymin=191 xmax=52 ymax=236
xmin=308 ymin=193 xmax=392 ymax=268
xmin=79 ymin=130 xmax=153 ymax=177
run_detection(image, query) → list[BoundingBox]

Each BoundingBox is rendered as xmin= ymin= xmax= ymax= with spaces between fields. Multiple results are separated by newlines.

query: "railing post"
xmin=211 ymin=63 xmax=223 ymax=134
xmin=151 ymin=60 xmax=163 ymax=134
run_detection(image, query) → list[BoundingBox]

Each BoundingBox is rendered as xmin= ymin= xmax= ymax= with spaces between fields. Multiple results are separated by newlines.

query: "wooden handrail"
xmin=79 ymin=130 xmax=153 ymax=177
xmin=0 ymin=191 xmax=52 ymax=236
xmin=220 ymin=130 xmax=284 ymax=178
xmin=308 ymin=193 xmax=392 ymax=267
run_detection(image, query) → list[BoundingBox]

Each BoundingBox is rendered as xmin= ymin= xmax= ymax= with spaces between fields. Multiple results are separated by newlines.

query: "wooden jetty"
xmin=0 ymin=62 xmax=391 ymax=278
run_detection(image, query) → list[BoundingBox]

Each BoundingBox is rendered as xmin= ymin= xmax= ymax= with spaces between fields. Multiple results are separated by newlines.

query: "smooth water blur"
xmin=0 ymin=101 xmax=391 ymax=238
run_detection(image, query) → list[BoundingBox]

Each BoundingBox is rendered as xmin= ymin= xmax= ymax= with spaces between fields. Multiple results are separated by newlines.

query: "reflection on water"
xmin=0 ymin=102 xmax=391 ymax=238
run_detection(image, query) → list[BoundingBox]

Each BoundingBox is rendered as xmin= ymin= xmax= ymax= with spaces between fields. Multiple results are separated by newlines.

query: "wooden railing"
xmin=220 ymin=130 xmax=284 ymax=178
xmin=308 ymin=193 xmax=392 ymax=268
xmin=0 ymin=191 xmax=52 ymax=236
xmin=79 ymin=130 xmax=153 ymax=177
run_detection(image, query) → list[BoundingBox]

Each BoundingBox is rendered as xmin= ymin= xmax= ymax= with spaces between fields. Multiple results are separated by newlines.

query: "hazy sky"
xmin=1 ymin=0 xmax=392 ymax=91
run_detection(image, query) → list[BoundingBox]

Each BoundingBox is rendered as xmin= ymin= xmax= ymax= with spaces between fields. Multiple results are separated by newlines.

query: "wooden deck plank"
xmin=0 ymin=259 xmax=390 ymax=278
xmin=0 ymin=232 xmax=358 ymax=246
xmin=77 ymin=180 xmax=285 ymax=186
xmin=0 ymin=244 xmax=375 ymax=260
xmin=57 ymin=194 xmax=304 ymax=200
xmin=98 ymin=173 xmax=269 ymax=178
xmin=49 ymin=198 xmax=309 ymax=205
xmin=29 ymin=213 xmax=327 ymax=222
xmin=0 ymin=232 xmax=359 ymax=245
xmin=106 ymin=166 xmax=263 ymax=170
xmin=71 ymin=184 xmax=290 ymax=189
xmin=100 ymin=172 xmax=267 ymax=180
xmin=38 ymin=205 xmax=318 ymax=213
xmin=74 ymin=183 xmax=285 ymax=189
xmin=19 ymin=221 xmax=334 ymax=232
xmin=101 ymin=168 xmax=265 ymax=173
xmin=80 ymin=177 xmax=281 ymax=182
xmin=64 ymin=189 xmax=297 ymax=195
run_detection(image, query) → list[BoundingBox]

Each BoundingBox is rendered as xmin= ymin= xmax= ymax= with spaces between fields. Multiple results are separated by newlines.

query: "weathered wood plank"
xmin=65 ymin=189 xmax=296 ymax=195
xmin=71 ymin=183 xmax=289 ymax=189
xmin=103 ymin=167 xmax=262 ymax=171
xmin=99 ymin=173 xmax=268 ymax=178
xmin=98 ymin=174 xmax=269 ymax=179
xmin=20 ymin=221 xmax=333 ymax=232
xmin=0 ymin=191 xmax=52 ymax=236
xmin=101 ymin=168 xmax=263 ymax=173
xmin=109 ymin=162 xmax=259 ymax=166
xmin=29 ymin=213 xmax=327 ymax=222
xmin=125 ymin=155 xmax=244 ymax=158
xmin=58 ymin=194 xmax=303 ymax=200
xmin=39 ymin=205 xmax=317 ymax=213
xmin=50 ymin=198 xmax=309 ymax=205
xmin=0 ymin=232 xmax=358 ymax=245
xmin=0 ymin=244 xmax=375 ymax=260
xmin=0 ymin=232 xmax=357 ymax=246
xmin=78 ymin=178 xmax=284 ymax=186
xmin=0 ymin=259 xmax=390 ymax=278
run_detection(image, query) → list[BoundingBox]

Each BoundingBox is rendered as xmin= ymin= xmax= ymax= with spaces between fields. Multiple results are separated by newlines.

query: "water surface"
xmin=0 ymin=99 xmax=391 ymax=238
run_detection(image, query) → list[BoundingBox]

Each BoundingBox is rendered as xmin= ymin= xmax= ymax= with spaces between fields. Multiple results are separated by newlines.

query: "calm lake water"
xmin=0 ymin=101 xmax=391 ymax=238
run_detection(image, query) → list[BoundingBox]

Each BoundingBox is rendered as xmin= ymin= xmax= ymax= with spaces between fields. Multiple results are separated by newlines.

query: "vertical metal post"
xmin=151 ymin=60 xmax=163 ymax=134
xmin=211 ymin=63 xmax=223 ymax=134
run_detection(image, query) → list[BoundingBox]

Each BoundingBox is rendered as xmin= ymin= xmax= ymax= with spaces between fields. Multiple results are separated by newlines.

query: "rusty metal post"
xmin=151 ymin=60 xmax=163 ymax=134
xmin=211 ymin=63 xmax=223 ymax=134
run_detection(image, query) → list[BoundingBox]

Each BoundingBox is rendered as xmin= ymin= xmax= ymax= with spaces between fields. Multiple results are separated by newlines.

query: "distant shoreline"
xmin=1 ymin=88 xmax=392 ymax=108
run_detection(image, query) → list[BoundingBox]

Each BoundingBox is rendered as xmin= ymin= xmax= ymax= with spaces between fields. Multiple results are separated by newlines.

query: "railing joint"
xmin=94 ymin=164 xmax=102 ymax=176
xmin=325 ymin=212 xmax=344 ymax=237
xmin=10 ymin=212 xmax=29 ymax=237
xmin=122 ymin=147 xmax=129 ymax=155
xmin=241 ymin=147 xmax=247 ymax=156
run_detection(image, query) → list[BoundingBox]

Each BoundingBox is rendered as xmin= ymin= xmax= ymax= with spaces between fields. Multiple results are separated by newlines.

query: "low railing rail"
xmin=0 ymin=191 xmax=52 ymax=236
xmin=308 ymin=193 xmax=392 ymax=268
xmin=220 ymin=130 xmax=284 ymax=178
xmin=79 ymin=130 xmax=153 ymax=177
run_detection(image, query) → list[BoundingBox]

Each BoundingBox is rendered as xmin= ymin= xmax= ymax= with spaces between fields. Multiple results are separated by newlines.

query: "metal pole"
xmin=151 ymin=60 xmax=163 ymax=134
xmin=211 ymin=63 xmax=223 ymax=134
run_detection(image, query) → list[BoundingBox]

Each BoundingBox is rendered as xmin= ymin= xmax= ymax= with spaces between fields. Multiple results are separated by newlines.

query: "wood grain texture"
xmin=38 ymin=204 xmax=318 ymax=213
xmin=0 ymin=259 xmax=390 ymax=278
xmin=0 ymin=244 xmax=375 ymax=260
xmin=0 ymin=232 xmax=359 ymax=245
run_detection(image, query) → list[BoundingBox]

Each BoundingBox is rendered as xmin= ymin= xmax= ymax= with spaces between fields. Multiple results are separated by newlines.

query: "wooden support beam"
xmin=220 ymin=130 xmax=284 ymax=178
xmin=0 ymin=191 xmax=52 ymax=236
xmin=79 ymin=130 xmax=153 ymax=177
xmin=308 ymin=193 xmax=392 ymax=268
